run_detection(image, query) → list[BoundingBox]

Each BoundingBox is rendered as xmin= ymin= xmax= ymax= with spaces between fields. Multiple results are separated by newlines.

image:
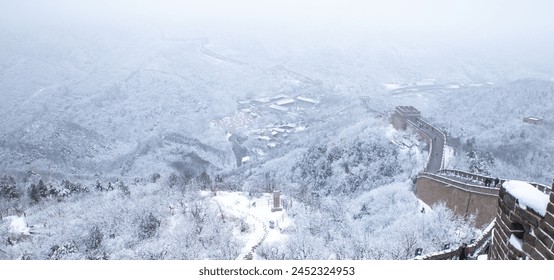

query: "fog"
xmin=1 ymin=1 xmax=554 ymax=262
xmin=2 ymin=0 xmax=554 ymax=49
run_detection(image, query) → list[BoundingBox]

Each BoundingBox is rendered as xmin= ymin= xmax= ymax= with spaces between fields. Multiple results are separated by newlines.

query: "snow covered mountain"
xmin=424 ymin=79 xmax=554 ymax=184
xmin=2 ymin=27 xmax=552 ymax=182
xmin=1 ymin=0 xmax=554 ymax=260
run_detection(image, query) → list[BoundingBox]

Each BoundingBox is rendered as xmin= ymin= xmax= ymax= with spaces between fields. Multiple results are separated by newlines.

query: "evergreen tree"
xmin=117 ymin=180 xmax=130 ymax=196
xmin=85 ymin=226 xmax=103 ymax=251
xmin=168 ymin=173 xmax=178 ymax=188
xmin=37 ymin=179 xmax=49 ymax=197
xmin=0 ymin=175 xmax=21 ymax=200
xmin=95 ymin=180 xmax=103 ymax=191
xmin=196 ymin=172 xmax=212 ymax=190
xmin=28 ymin=179 xmax=49 ymax=203
xmin=138 ymin=213 xmax=161 ymax=240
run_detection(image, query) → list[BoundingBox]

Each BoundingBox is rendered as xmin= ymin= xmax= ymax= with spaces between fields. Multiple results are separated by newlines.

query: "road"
xmin=413 ymin=119 xmax=445 ymax=173
xmin=229 ymin=134 xmax=248 ymax=168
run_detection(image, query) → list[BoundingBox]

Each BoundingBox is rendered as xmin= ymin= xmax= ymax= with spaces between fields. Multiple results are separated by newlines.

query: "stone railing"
xmin=438 ymin=169 xmax=503 ymax=187
xmin=438 ymin=169 xmax=551 ymax=194
xmin=415 ymin=219 xmax=495 ymax=260
xmin=418 ymin=172 xmax=499 ymax=196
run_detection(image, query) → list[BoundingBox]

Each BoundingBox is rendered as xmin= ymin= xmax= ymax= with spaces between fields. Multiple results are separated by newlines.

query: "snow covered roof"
xmin=275 ymin=98 xmax=295 ymax=106
xmin=254 ymin=98 xmax=271 ymax=103
xmin=280 ymin=123 xmax=296 ymax=129
xmin=268 ymin=104 xmax=288 ymax=112
xmin=503 ymin=180 xmax=550 ymax=216
xmin=241 ymin=156 xmax=251 ymax=163
xmin=523 ymin=116 xmax=543 ymax=122
xmin=415 ymin=81 xmax=435 ymax=86
xmin=271 ymin=94 xmax=289 ymax=100
xmin=257 ymin=136 xmax=271 ymax=141
xmin=383 ymin=83 xmax=402 ymax=91
xmin=297 ymin=96 xmax=320 ymax=104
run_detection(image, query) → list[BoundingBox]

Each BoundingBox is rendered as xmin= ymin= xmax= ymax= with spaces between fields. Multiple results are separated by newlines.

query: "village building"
xmin=268 ymin=104 xmax=288 ymax=112
xmin=275 ymin=98 xmax=296 ymax=106
xmin=523 ymin=116 xmax=543 ymax=125
xmin=253 ymin=98 xmax=271 ymax=104
xmin=271 ymin=94 xmax=290 ymax=100
xmin=241 ymin=156 xmax=251 ymax=164
xmin=257 ymin=135 xmax=271 ymax=141
xmin=296 ymin=96 xmax=320 ymax=104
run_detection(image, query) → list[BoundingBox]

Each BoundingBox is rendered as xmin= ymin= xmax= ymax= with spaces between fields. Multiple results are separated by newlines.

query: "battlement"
xmin=400 ymin=105 xmax=554 ymax=260
xmin=489 ymin=181 xmax=554 ymax=259
xmin=391 ymin=106 xmax=421 ymax=130
xmin=395 ymin=106 xmax=421 ymax=117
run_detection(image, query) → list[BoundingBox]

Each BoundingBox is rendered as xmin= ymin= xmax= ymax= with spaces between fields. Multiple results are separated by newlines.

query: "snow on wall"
xmin=508 ymin=234 xmax=523 ymax=252
xmin=503 ymin=180 xmax=549 ymax=216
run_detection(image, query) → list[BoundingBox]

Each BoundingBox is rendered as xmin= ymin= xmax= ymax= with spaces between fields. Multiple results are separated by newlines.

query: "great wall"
xmin=390 ymin=106 xmax=554 ymax=260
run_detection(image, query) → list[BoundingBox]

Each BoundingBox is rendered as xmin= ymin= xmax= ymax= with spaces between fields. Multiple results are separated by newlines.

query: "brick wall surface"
xmin=491 ymin=186 xmax=554 ymax=260
xmin=416 ymin=176 xmax=498 ymax=227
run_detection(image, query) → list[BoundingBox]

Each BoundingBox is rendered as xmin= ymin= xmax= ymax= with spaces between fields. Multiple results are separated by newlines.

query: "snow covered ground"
xmin=210 ymin=191 xmax=290 ymax=259
xmin=7 ymin=215 xmax=30 ymax=235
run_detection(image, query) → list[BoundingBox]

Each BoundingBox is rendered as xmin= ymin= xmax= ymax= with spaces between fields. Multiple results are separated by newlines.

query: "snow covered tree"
xmin=117 ymin=180 xmax=130 ymax=196
xmin=0 ymin=175 xmax=21 ymax=201
xmin=196 ymin=172 xmax=212 ymax=190
xmin=138 ymin=213 xmax=161 ymax=240
xmin=49 ymin=241 xmax=79 ymax=260
xmin=28 ymin=179 xmax=48 ymax=203
xmin=167 ymin=173 xmax=179 ymax=188
xmin=85 ymin=226 xmax=103 ymax=251
xmin=150 ymin=173 xmax=161 ymax=183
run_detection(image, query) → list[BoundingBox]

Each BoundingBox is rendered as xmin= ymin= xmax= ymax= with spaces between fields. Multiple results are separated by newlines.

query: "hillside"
xmin=1 ymin=18 xmax=553 ymax=260
xmin=425 ymin=79 xmax=554 ymax=184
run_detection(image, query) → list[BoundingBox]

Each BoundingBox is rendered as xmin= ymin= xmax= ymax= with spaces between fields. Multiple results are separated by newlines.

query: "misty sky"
xmin=2 ymin=1 xmax=553 ymax=37
xmin=1 ymin=0 xmax=554 ymax=67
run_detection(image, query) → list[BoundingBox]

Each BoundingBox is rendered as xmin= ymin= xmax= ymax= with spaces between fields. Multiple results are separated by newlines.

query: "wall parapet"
xmin=414 ymin=118 xmax=447 ymax=170
xmin=418 ymin=172 xmax=499 ymax=196
xmin=490 ymin=184 xmax=554 ymax=260
xmin=406 ymin=119 xmax=433 ymax=172
xmin=415 ymin=219 xmax=495 ymax=260
xmin=438 ymin=169 xmax=551 ymax=195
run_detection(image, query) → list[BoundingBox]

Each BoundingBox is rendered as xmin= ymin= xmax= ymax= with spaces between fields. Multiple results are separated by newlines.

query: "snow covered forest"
xmin=1 ymin=1 xmax=553 ymax=260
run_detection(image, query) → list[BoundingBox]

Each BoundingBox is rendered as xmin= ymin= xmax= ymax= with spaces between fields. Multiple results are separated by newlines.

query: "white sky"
xmin=2 ymin=0 xmax=553 ymax=37
xmin=1 ymin=0 xmax=553 ymax=64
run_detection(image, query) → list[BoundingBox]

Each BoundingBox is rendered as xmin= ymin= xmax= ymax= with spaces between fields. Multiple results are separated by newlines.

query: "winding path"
xmin=410 ymin=118 xmax=446 ymax=173
xmin=212 ymin=193 xmax=276 ymax=260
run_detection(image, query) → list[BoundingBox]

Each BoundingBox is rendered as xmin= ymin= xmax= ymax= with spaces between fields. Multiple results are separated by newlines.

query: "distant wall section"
xmin=416 ymin=173 xmax=499 ymax=227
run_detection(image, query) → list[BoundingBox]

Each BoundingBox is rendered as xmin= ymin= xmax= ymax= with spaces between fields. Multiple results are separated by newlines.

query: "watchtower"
xmin=391 ymin=106 xmax=421 ymax=130
xmin=271 ymin=191 xmax=283 ymax=212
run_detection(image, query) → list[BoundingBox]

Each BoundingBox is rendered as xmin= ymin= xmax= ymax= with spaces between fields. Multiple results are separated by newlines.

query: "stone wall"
xmin=416 ymin=174 xmax=499 ymax=227
xmin=391 ymin=113 xmax=407 ymax=130
xmin=416 ymin=220 xmax=495 ymax=260
xmin=489 ymin=186 xmax=554 ymax=260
